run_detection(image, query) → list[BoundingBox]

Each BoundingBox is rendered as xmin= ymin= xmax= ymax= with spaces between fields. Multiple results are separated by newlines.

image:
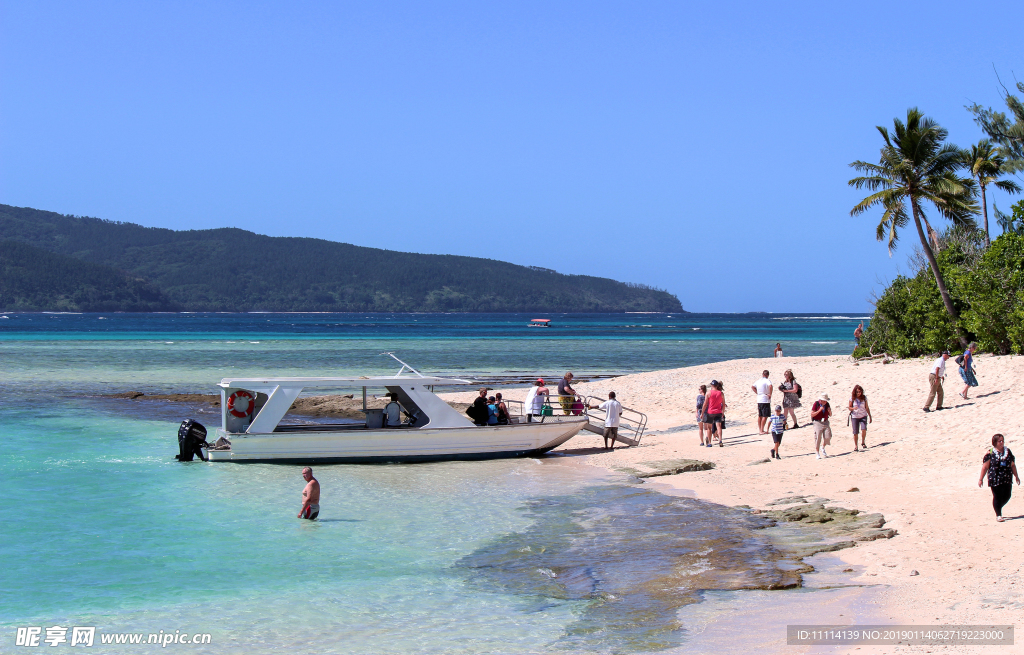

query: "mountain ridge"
xmin=0 ymin=204 xmax=683 ymax=313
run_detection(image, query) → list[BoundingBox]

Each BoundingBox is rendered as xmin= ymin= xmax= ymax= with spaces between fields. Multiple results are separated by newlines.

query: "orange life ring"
xmin=227 ymin=390 xmax=255 ymax=418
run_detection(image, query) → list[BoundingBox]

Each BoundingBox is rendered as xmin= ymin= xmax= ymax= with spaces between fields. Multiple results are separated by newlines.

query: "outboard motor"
xmin=175 ymin=419 xmax=209 ymax=462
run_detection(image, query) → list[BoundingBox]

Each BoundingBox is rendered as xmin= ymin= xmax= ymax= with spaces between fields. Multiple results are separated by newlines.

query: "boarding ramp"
xmin=580 ymin=395 xmax=647 ymax=446
xmin=501 ymin=396 xmax=645 ymax=447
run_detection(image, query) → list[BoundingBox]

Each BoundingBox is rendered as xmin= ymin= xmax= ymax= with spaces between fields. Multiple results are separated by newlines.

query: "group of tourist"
xmin=694 ymin=368 xmax=873 ymax=461
xmin=467 ymin=388 xmax=512 ymax=425
xmin=482 ymin=373 xmax=624 ymax=449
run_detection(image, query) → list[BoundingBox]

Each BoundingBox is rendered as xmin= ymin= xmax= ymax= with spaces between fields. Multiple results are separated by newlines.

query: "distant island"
xmin=0 ymin=204 xmax=683 ymax=313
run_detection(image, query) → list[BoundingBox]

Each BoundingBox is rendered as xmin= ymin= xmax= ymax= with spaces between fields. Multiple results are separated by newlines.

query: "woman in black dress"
xmin=979 ymin=433 xmax=1020 ymax=522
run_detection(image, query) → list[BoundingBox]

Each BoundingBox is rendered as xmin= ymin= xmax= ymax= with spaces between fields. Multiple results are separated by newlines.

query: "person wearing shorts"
xmin=589 ymin=391 xmax=622 ymax=450
xmin=768 ymin=405 xmax=785 ymax=459
xmin=848 ymin=385 xmax=872 ymax=451
xmin=752 ymin=370 xmax=773 ymax=435
xmin=701 ymin=380 xmax=726 ymax=447
xmin=557 ymin=372 xmax=577 ymax=415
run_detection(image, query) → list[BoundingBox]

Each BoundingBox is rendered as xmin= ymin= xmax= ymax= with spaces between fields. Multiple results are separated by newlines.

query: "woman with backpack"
xmin=959 ymin=343 xmax=979 ymax=400
xmin=780 ymin=369 xmax=802 ymax=429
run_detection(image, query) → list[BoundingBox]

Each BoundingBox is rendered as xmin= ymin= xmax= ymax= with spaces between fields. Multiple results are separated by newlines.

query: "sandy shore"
xmin=445 ymin=354 xmax=1024 ymax=651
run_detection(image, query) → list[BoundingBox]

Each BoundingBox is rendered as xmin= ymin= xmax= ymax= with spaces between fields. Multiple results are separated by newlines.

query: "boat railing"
xmin=501 ymin=397 xmax=589 ymax=424
xmin=582 ymin=395 xmax=647 ymax=446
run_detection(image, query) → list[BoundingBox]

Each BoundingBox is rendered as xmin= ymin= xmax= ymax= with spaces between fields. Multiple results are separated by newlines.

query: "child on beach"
xmin=768 ymin=405 xmax=785 ymax=459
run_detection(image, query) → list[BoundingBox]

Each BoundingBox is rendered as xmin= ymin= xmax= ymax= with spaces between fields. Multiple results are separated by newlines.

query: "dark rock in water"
xmin=111 ymin=391 xmax=146 ymax=399
xmin=459 ymin=486 xmax=896 ymax=654
xmin=459 ymin=485 xmax=797 ymax=653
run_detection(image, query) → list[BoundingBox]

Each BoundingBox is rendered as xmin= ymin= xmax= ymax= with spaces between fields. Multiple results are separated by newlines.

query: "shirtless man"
xmin=298 ymin=467 xmax=320 ymax=519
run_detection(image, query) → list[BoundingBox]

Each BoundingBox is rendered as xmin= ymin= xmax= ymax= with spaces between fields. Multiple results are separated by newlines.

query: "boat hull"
xmin=205 ymin=419 xmax=587 ymax=464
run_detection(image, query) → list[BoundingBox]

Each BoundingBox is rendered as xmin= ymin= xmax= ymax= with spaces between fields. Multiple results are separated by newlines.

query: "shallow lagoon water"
xmin=1 ymin=313 xmax=873 ymax=653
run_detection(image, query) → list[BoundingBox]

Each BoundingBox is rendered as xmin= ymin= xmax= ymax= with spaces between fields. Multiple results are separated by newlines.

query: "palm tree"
xmin=961 ymin=140 xmax=1022 ymax=247
xmin=849 ymin=108 xmax=978 ymax=347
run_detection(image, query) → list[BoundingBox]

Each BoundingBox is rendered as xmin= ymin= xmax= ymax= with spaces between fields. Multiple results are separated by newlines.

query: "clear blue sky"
xmin=2 ymin=1 xmax=1021 ymax=312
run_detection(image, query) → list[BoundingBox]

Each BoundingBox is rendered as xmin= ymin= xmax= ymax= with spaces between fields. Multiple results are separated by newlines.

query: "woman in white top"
xmin=773 ymin=343 xmax=783 ymax=357
xmin=848 ymin=385 xmax=872 ymax=451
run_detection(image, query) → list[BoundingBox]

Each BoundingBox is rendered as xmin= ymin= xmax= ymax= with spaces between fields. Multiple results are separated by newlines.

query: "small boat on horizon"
xmin=529 ymin=318 xmax=551 ymax=327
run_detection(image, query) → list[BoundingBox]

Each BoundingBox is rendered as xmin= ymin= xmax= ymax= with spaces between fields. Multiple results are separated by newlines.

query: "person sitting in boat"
xmin=494 ymin=392 xmax=510 ymax=425
xmin=384 ymin=393 xmax=404 ymax=427
xmin=487 ymin=396 xmax=499 ymax=425
xmin=467 ymin=395 xmax=490 ymax=426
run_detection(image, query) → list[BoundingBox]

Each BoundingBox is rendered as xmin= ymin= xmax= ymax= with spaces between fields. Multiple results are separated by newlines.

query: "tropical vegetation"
xmin=853 ymin=82 xmax=1024 ymax=357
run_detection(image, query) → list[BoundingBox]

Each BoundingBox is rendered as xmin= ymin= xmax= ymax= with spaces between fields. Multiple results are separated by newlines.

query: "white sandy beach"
xmin=447 ymin=354 xmax=1024 ymax=653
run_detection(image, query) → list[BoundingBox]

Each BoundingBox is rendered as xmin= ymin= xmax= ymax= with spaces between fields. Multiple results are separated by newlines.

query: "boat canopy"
xmin=530 ymin=319 xmax=551 ymax=323
xmin=218 ymin=375 xmax=471 ymax=390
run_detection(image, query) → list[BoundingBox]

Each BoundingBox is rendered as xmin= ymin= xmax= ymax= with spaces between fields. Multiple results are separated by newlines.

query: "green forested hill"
xmin=0 ymin=204 xmax=683 ymax=312
xmin=0 ymin=240 xmax=178 ymax=311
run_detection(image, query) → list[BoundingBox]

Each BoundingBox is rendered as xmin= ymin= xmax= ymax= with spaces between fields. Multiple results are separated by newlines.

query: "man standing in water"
xmin=854 ymin=322 xmax=864 ymax=345
xmin=298 ymin=467 xmax=320 ymax=520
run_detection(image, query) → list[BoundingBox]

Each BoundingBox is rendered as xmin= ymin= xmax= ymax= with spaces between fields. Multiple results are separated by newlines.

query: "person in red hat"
xmin=523 ymin=378 xmax=549 ymax=419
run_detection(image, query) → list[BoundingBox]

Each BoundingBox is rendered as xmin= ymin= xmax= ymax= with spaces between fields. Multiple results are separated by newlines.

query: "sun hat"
xmin=819 ymin=393 xmax=830 ymax=401
xmin=536 ymin=378 xmax=544 ymax=384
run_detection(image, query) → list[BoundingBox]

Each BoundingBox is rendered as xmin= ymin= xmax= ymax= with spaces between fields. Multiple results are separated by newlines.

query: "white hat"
xmin=819 ymin=393 xmax=830 ymax=401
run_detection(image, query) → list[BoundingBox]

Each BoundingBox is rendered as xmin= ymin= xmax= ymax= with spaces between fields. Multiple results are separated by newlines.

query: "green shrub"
xmin=858 ymin=230 xmax=1024 ymax=357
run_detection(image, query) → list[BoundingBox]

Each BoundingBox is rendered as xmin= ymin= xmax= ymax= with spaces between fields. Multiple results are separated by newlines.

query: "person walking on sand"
xmin=588 ymin=391 xmax=622 ymax=450
xmin=752 ymin=370 xmax=773 ymax=435
xmin=923 ymin=351 xmax=950 ymax=412
xmin=557 ymin=372 xmax=577 ymax=415
xmin=848 ymin=385 xmax=872 ymax=451
xmin=958 ymin=343 xmax=979 ymax=400
xmin=696 ymin=384 xmax=708 ymax=446
xmin=768 ymin=404 xmax=785 ymax=459
xmin=811 ymin=394 xmax=832 ymax=459
xmin=979 ymin=434 xmax=1019 ymax=522
xmin=774 ymin=343 xmax=783 ymax=357
xmin=854 ymin=322 xmax=864 ymax=345
xmin=780 ymin=369 xmax=802 ymax=429
xmin=701 ymin=380 xmax=726 ymax=448
xmin=298 ymin=467 xmax=320 ymax=520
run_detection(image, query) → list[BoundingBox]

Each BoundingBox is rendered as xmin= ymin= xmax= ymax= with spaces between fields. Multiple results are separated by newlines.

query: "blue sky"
xmin=1 ymin=1 xmax=1021 ymax=312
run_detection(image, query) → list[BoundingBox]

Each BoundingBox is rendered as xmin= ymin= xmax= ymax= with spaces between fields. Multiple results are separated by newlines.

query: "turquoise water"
xmin=1 ymin=313 xmax=867 ymax=653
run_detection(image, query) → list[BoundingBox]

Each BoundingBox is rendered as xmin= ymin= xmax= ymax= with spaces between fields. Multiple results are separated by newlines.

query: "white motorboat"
xmin=198 ymin=358 xmax=589 ymax=464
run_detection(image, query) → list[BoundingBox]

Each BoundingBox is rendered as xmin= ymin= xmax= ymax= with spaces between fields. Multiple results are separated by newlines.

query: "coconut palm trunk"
xmin=979 ymin=179 xmax=990 ymax=248
xmin=910 ymin=198 xmax=967 ymax=348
